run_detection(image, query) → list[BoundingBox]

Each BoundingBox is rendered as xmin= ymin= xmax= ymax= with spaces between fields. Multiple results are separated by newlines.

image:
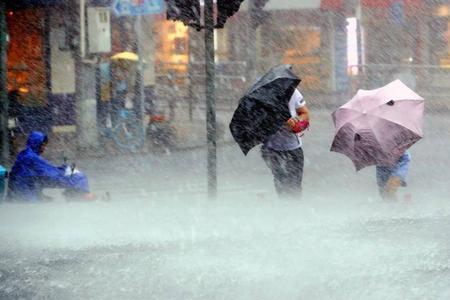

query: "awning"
xmin=240 ymin=0 xmax=321 ymax=11
xmin=320 ymin=0 xmax=342 ymax=10
xmin=7 ymin=0 xmax=112 ymax=9
xmin=7 ymin=0 xmax=69 ymax=9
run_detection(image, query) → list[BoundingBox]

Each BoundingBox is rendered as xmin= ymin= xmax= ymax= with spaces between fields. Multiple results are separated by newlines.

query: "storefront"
xmin=219 ymin=0 xmax=348 ymax=94
xmin=7 ymin=9 xmax=46 ymax=104
xmin=357 ymin=0 xmax=426 ymax=89
xmin=259 ymin=9 xmax=324 ymax=91
xmin=421 ymin=1 xmax=450 ymax=96
xmin=6 ymin=6 xmax=52 ymax=132
xmin=428 ymin=2 xmax=450 ymax=67
xmin=153 ymin=17 xmax=190 ymax=101
xmin=7 ymin=1 xmax=91 ymax=131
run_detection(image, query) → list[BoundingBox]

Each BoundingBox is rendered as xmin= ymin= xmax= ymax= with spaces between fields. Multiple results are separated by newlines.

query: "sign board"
xmin=112 ymin=0 xmax=164 ymax=16
xmin=390 ymin=0 xmax=404 ymax=25
xmin=87 ymin=8 xmax=111 ymax=53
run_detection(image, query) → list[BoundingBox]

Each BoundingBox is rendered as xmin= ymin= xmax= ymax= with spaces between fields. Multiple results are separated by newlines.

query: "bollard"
xmin=0 ymin=165 xmax=7 ymax=202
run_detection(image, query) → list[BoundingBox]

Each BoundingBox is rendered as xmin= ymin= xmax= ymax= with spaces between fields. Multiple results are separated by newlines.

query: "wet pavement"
xmin=0 ymin=109 xmax=449 ymax=299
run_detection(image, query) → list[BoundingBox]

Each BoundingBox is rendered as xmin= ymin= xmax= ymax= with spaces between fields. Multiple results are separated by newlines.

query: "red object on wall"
xmin=361 ymin=0 xmax=390 ymax=8
xmin=361 ymin=0 xmax=423 ymax=9
xmin=404 ymin=0 xmax=424 ymax=11
xmin=320 ymin=0 xmax=342 ymax=10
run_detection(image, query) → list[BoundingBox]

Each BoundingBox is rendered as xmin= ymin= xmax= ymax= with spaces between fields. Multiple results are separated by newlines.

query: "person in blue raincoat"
xmin=7 ymin=131 xmax=93 ymax=202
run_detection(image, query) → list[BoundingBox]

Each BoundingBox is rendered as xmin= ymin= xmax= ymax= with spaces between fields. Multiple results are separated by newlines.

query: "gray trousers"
xmin=261 ymin=146 xmax=304 ymax=198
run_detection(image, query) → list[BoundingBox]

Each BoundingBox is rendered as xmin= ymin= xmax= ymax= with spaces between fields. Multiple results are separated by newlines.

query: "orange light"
xmin=436 ymin=5 xmax=450 ymax=17
xmin=18 ymin=87 xmax=29 ymax=94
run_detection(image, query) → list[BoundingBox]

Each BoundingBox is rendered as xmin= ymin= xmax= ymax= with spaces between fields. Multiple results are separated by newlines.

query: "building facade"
xmin=6 ymin=0 xmax=450 ymax=141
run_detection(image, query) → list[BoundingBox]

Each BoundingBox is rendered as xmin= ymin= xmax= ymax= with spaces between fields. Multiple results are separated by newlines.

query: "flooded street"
xmin=0 ymin=111 xmax=449 ymax=300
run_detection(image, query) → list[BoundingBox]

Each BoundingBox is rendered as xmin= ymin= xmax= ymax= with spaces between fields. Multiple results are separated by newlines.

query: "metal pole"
xmin=135 ymin=15 xmax=145 ymax=128
xmin=75 ymin=0 xmax=98 ymax=150
xmin=80 ymin=0 xmax=86 ymax=58
xmin=0 ymin=2 xmax=9 ymax=166
xmin=204 ymin=0 xmax=216 ymax=200
xmin=246 ymin=0 xmax=257 ymax=83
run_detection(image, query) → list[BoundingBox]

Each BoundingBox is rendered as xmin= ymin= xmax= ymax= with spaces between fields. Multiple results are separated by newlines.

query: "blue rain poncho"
xmin=7 ymin=131 xmax=89 ymax=202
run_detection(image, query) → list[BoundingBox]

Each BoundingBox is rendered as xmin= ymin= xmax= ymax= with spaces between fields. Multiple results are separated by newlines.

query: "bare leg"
xmin=382 ymin=176 xmax=401 ymax=200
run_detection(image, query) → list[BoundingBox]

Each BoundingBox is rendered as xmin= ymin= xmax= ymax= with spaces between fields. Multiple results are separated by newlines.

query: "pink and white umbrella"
xmin=331 ymin=80 xmax=424 ymax=171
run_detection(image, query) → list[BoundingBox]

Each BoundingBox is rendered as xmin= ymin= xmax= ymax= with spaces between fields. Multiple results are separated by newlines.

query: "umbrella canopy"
xmin=331 ymin=79 xmax=424 ymax=171
xmin=229 ymin=65 xmax=301 ymax=155
xmin=111 ymin=52 xmax=139 ymax=62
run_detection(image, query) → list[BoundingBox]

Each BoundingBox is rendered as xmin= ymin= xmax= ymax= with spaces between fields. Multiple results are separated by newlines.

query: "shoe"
xmin=83 ymin=193 xmax=97 ymax=201
xmin=41 ymin=195 xmax=54 ymax=202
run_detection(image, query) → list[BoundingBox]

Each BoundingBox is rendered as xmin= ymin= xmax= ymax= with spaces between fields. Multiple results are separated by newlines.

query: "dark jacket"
xmin=8 ymin=131 xmax=89 ymax=201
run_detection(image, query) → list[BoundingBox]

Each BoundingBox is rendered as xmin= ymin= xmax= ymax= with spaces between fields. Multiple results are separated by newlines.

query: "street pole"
xmin=75 ymin=0 xmax=99 ymax=150
xmin=0 ymin=2 xmax=9 ymax=166
xmin=246 ymin=0 xmax=257 ymax=83
xmin=204 ymin=0 xmax=216 ymax=200
xmin=135 ymin=15 xmax=145 ymax=129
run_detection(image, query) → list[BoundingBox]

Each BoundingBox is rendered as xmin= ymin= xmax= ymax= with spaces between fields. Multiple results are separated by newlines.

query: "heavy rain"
xmin=1 ymin=0 xmax=450 ymax=299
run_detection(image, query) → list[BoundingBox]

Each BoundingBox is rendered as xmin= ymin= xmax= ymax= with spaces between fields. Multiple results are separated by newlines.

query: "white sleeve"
xmin=292 ymin=89 xmax=306 ymax=109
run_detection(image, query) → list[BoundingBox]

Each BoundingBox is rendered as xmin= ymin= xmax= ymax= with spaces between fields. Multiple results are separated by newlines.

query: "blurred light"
xmin=18 ymin=87 xmax=29 ymax=94
xmin=175 ymin=22 xmax=188 ymax=35
xmin=8 ymin=11 xmax=13 ymax=16
xmin=408 ymin=57 xmax=413 ymax=63
xmin=349 ymin=65 xmax=359 ymax=76
xmin=347 ymin=17 xmax=359 ymax=75
xmin=435 ymin=5 xmax=450 ymax=17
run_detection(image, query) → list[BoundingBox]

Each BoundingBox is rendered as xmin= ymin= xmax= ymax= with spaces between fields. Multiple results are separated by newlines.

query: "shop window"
xmin=214 ymin=28 xmax=229 ymax=63
xmin=7 ymin=9 xmax=47 ymax=106
xmin=428 ymin=17 xmax=450 ymax=67
xmin=439 ymin=21 xmax=450 ymax=67
xmin=155 ymin=20 xmax=189 ymax=70
xmin=173 ymin=37 xmax=187 ymax=54
xmin=154 ymin=19 xmax=190 ymax=96
xmin=277 ymin=25 xmax=322 ymax=90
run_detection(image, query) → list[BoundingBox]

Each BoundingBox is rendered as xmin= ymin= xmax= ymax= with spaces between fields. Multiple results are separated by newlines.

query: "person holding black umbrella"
xmin=230 ymin=65 xmax=310 ymax=199
xmin=230 ymin=65 xmax=309 ymax=197
xmin=261 ymin=88 xmax=310 ymax=198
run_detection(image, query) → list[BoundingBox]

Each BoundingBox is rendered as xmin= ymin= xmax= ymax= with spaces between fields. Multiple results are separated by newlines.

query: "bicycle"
xmin=146 ymin=113 xmax=176 ymax=154
xmin=101 ymin=108 xmax=145 ymax=152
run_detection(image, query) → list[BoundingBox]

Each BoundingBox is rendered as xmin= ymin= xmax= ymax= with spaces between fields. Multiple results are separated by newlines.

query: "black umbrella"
xmin=229 ymin=65 xmax=301 ymax=155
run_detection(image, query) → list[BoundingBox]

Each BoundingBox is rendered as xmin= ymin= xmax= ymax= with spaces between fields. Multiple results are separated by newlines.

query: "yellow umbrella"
xmin=111 ymin=51 xmax=139 ymax=62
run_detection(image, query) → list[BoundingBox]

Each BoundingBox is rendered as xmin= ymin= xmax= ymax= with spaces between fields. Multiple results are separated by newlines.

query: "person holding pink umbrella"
xmin=331 ymin=80 xmax=424 ymax=200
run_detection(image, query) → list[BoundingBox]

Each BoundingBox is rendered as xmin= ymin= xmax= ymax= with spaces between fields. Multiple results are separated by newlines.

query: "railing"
xmin=154 ymin=61 xmax=249 ymax=109
xmin=152 ymin=62 xmax=450 ymax=112
xmin=348 ymin=64 xmax=450 ymax=101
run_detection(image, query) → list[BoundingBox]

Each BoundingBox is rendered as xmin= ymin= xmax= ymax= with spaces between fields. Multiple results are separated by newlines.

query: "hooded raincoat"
xmin=8 ymin=131 xmax=89 ymax=201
